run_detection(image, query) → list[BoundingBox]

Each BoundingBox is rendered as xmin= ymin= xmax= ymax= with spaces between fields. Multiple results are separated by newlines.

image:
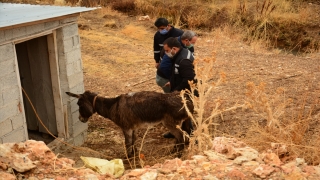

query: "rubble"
xmin=0 ymin=140 xmax=113 ymax=180
xmin=1 ymin=138 xmax=320 ymax=179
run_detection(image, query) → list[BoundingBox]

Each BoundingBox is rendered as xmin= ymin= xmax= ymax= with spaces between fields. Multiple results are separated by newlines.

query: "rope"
xmin=21 ymin=87 xmax=112 ymax=159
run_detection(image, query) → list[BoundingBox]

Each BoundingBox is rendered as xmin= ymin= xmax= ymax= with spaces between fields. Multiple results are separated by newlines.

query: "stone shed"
xmin=0 ymin=3 xmax=95 ymax=145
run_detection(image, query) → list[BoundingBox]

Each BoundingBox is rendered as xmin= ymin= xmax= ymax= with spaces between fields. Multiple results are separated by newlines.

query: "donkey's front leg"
xmin=122 ymin=129 xmax=134 ymax=158
xmin=132 ymin=130 xmax=138 ymax=156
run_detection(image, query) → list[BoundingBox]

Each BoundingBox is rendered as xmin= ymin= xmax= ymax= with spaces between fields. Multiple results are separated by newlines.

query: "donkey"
xmin=66 ymin=90 xmax=194 ymax=157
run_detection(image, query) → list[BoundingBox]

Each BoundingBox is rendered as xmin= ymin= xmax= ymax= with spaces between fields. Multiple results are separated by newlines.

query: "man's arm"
xmin=153 ymin=35 xmax=161 ymax=63
xmin=173 ymin=59 xmax=195 ymax=91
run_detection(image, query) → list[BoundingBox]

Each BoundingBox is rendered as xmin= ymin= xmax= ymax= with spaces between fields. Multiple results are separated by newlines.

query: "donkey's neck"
xmin=94 ymin=96 xmax=119 ymax=119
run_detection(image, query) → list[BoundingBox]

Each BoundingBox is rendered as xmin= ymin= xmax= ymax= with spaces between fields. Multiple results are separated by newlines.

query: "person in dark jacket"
xmin=153 ymin=18 xmax=183 ymax=69
xmin=162 ymin=37 xmax=196 ymax=138
xmin=156 ymin=30 xmax=197 ymax=93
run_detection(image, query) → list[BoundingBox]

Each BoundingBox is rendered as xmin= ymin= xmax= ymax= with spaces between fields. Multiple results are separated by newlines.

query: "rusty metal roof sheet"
xmin=0 ymin=3 xmax=96 ymax=28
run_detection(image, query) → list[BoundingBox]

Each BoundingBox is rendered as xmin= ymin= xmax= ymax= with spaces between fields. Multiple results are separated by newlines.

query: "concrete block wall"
xmin=0 ymin=43 xmax=28 ymax=143
xmin=0 ymin=15 xmax=87 ymax=146
xmin=0 ymin=16 xmax=78 ymax=44
xmin=56 ymin=23 xmax=87 ymax=145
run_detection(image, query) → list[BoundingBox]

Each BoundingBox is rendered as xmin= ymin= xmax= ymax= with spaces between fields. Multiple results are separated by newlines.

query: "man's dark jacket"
xmin=153 ymin=26 xmax=183 ymax=63
xmin=157 ymin=36 xmax=195 ymax=79
xmin=170 ymin=48 xmax=195 ymax=92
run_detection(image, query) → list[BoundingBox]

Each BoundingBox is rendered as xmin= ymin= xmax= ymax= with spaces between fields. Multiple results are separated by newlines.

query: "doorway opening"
xmin=15 ymin=35 xmax=57 ymax=144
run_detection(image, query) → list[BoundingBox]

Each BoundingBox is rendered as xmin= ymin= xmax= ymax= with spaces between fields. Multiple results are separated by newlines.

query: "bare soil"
xmin=54 ymin=8 xmax=320 ymax=170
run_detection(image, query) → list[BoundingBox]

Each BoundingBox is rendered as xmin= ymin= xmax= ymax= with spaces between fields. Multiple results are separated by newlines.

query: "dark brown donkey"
xmin=66 ymin=91 xmax=193 ymax=157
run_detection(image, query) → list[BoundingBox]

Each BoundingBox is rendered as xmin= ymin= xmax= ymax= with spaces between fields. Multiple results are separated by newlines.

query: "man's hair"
xmin=163 ymin=37 xmax=182 ymax=49
xmin=154 ymin=18 xmax=169 ymax=27
xmin=181 ymin=30 xmax=197 ymax=41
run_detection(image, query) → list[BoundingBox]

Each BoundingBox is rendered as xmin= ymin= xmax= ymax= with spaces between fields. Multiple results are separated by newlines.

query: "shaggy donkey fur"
xmin=66 ymin=90 xmax=193 ymax=157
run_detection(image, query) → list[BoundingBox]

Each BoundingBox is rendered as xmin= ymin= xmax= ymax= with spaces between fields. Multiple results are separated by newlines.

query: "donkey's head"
xmin=66 ymin=91 xmax=98 ymax=123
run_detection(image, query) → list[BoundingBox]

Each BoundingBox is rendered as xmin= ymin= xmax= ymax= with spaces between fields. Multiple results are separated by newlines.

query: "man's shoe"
xmin=163 ymin=132 xmax=175 ymax=138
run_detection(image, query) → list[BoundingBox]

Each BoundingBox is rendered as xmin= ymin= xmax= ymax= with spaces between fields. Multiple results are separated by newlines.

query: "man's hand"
xmin=163 ymin=82 xmax=170 ymax=87
xmin=155 ymin=62 xmax=160 ymax=69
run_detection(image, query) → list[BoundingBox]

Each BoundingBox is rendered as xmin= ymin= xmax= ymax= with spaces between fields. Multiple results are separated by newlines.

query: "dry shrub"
xmin=244 ymin=82 xmax=320 ymax=165
xmin=133 ymin=0 xmax=319 ymax=53
xmin=135 ymin=0 xmax=219 ymax=28
xmin=180 ymin=53 xmax=246 ymax=156
xmin=111 ymin=0 xmax=136 ymax=15
xmin=225 ymin=0 xmax=319 ymax=53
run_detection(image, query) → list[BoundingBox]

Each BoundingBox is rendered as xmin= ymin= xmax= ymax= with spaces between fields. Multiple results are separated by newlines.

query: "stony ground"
xmin=1 ymin=138 xmax=320 ymax=179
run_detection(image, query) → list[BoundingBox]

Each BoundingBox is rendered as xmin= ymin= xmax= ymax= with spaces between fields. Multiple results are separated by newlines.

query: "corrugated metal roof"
xmin=0 ymin=3 xmax=96 ymax=28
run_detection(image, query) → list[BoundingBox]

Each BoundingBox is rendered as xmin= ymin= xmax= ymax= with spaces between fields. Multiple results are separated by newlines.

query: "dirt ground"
xmin=53 ymin=7 xmax=320 ymax=170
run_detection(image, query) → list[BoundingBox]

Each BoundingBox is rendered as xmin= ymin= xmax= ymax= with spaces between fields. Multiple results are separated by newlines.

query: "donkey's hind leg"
xmin=163 ymin=120 xmax=186 ymax=156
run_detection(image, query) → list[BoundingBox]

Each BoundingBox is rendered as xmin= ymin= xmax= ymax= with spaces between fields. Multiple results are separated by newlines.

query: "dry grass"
xmin=136 ymin=0 xmax=319 ymax=53
xmin=7 ymin=0 xmax=317 ymax=52
xmin=179 ymin=53 xmax=247 ymax=157
xmin=177 ymin=53 xmax=320 ymax=165
xmin=79 ymin=1 xmax=319 ymax=167
xmin=244 ymin=82 xmax=320 ymax=165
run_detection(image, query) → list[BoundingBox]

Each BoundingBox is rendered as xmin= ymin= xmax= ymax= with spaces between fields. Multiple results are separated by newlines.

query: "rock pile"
xmin=0 ymin=140 xmax=113 ymax=180
xmin=1 ymin=137 xmax=320 ymax=179
xmin=121 ymin=137 xmax=320 ymax=180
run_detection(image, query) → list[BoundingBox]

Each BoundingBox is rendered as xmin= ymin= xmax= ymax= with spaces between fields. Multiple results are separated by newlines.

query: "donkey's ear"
xmin=66 ymin=92 xmax=80 ymax=98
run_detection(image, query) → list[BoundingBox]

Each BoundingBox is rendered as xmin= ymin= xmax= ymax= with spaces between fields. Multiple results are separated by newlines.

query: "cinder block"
xmin=12 ymin=27 xmax=27 ymax=40
xmin=72 ymin=120 xmax=87 ymax=138
xmin=73 ymin=60 xmax=82 ymax=74
xmin=26 ymin=23 xmax=45 ymax=36
xmin=66 ymin=59 xmax=83 ymax=77
xmin=0 ymin=93 xmax=3 ymax=106
xmin=0 ymin=30 xmax=5 ymax=44
xmin=0 ymin=118 xmax=13 ymax=137
xmin=67 ymin=72 xmax=84 ymax=89
xmin=4 ymin=29 xmax=13 ymax=42
xmin=44 ymin=20 xmax=60 ymax=30
xmin=73 ymin=132 xmax=85 ymax=146
xmin=70 ymin=97 xmax=79 ymax=113
xmin=57 ymin=37 xmax=70 ymax=53
xmin=10 ymin=113 xmax=24 ymax=130
xmin=71 ymin=110 xmax=80 ymax=125
xmin=0 ymin=43 xmax=14 ymax=62
xmin=0 ymin=100 xmax=19 ymax=123
xmin=0 ymin=59 xmax=15 ymax=78
xmin=66 ymin=63 xmax=74 ymax=76
xmin=72 ymin=35 xmax=80 ymax=47
xmin=61 ymin=24 xmax=78 ymax=39
xmin=55 ymin=27 xmax=64 ymax=41
xmin=65 ymin=48 xmax=81 ymax=64
xmin=0 ymin=72 xmax=18 ymax=91
xmin=2 ymin=85 xmax=19 ymax=106
xmin=83 ymin=130 xmax=87 ymax=139
xmin=62 ymin=37 xmax=81 ymax=54
xmin=58 ymin=55 xmax=68 ymax=74
xmin=60 ymin=16 xmax=78 ymax=24
xmin=2 ymin=126 xmax=26 ymax=143
xmin=69 ymin=83 xmax=84 ymax=95
xmin=66 ymin=137 xmax=74 ymax=146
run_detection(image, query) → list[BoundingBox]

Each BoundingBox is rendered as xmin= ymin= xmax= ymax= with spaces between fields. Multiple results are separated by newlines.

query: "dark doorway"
xmin=15 ymin=35 xmax=57 ymax=144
